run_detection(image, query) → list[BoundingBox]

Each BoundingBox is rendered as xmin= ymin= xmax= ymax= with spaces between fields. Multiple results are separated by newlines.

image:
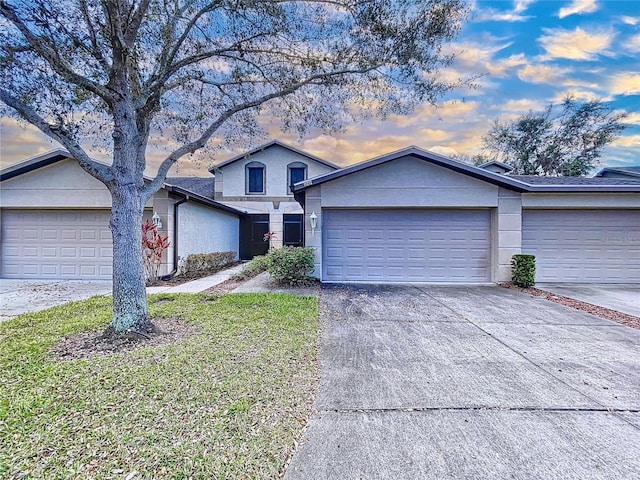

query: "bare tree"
xmin=482 ymin=98 xmax=628 ymax=176
xmin=1 ymin=0 xmax=469 ymax=335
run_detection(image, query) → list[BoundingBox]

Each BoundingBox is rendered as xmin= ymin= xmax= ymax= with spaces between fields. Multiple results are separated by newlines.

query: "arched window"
xmin=245 ymin=161 xmax=266 ymax=194
xmin=287 ymin=162 xmax=307 ymax=193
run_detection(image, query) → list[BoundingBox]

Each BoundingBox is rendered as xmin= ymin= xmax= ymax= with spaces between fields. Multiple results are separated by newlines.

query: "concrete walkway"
xmin=285 ymin=284 xmax=640 ymax=479
xmin=1 ymin=263 xmax=246 ymax=320
xmin=146 ymin=263 xmax=245 ymax=294
xmin=537 ymin=283 xmax=639 ymax=317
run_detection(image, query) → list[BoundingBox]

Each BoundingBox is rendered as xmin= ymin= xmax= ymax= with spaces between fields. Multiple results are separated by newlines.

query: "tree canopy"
xmin=482 ymin=98 xmax=628 ymax=176
xmin=0 ymin=0 xmax=469 ymax=334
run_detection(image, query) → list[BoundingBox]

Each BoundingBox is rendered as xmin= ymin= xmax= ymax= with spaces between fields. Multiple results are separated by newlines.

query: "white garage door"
xmin=1 ymin=209 xmax=113 ymax=279
xmin=323 ymin=209 xmax=491 ymax=282
xmin=522 ymin=209 xmax=640 ymax=283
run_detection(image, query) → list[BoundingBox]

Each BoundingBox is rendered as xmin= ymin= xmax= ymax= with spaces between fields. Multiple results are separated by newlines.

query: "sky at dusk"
xmin=1 ymin=0 xmax=638 ymax=176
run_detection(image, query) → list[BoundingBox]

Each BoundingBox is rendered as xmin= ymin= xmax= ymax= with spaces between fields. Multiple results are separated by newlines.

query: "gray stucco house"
xmin=292 ymin=146 xmax=640 ymax=284
xmin=209 ymin=140 xmax=338 ymax=258
xmin=1 ymin=143 xmax=639 ymax=284
xmin=0 ymin=150 xmax=242 ymax=279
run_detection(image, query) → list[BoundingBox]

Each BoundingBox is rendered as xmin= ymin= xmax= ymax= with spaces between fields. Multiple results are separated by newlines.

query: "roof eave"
xmin=163 ymin=184 xmax=245 ymax=215
xmin=209 ymin=140 xmax=339 ymax=172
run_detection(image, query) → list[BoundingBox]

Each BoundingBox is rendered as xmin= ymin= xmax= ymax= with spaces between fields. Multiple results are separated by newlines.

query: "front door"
xmin=239 ymin=214 xmax=270 ymax=259
xmin=283 ymin=214 xmax=304 ymax=247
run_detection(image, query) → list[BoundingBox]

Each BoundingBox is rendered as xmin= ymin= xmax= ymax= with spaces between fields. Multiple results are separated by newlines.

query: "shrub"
xmin=511 ymin=254 xmax=536 ymax=288
xmin=142 ymin=220 xmax=170 ymax=284
xmin=180 ymin=251 xmax=236 ymax=277
xmin=267 ymin=246 xmax=315 ymax=286
xmin=231 ymin=255 xmax=271 ymax=280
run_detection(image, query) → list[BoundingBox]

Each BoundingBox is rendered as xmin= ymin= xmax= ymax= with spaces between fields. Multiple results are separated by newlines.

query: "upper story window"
xmin=246 ymin=161 xmax=266 ymax=194
xmin=288 ymin=162 xmax=308 ymax=193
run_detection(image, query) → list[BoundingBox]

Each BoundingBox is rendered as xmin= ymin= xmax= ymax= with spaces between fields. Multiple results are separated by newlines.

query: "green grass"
xmin=0 ymin=293 xmax=318 ymax=479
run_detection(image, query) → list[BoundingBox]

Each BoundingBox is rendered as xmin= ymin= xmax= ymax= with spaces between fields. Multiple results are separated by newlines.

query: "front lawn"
xmin=0 ymin=293 xmax=318 ymax=479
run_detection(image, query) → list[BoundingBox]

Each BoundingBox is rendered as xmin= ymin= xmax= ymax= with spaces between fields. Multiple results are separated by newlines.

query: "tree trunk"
xmin=107 ymin=182 xmax=155 ymax=335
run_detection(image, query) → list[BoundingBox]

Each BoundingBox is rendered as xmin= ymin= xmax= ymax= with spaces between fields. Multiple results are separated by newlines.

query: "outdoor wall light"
xmin=309 ymin=211 xmax=318 ymax=236
xmin=152 ymin=212 xmax=163 ymax=229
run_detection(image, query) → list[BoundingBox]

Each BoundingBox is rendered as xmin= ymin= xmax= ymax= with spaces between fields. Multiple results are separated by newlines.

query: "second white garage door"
xmin=322 ymin=209 xmax=491 ymax=282
xmin=1 ymin=209 xmax=113 ymax=279
xmin=522 ymin=209 xmax=640 ymax=283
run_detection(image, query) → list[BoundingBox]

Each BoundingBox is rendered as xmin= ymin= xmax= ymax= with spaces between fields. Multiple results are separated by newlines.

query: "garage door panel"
xmin=1 ymin=209 xmax=113 ymax=280
xmin=522 ymin=210 xmax=640 ymax=283
xmin=323 ymin=209 xmax=491 ymax=283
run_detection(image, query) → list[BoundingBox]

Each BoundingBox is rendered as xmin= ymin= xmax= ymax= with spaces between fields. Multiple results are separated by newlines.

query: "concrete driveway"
xmin=285 ymin=284 xmax=640 ymax=479
xmin=0 ymin=279 xmax=112 ymax=321
xmin=537 ymin=283 xmax=639 ymax=317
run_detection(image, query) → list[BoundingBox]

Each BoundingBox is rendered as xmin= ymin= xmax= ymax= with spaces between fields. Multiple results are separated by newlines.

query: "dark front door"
xmin=240 ymin=214 xmax=270 ymax=259
xmin=283 ymin=214 xmax=304 ymax=247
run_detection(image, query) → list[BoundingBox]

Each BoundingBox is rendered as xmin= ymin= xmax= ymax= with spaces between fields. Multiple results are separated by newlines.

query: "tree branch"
xmin=141 ymin=65 xmax=378 ymax=199
xmin=0 ymin=1 xmax=114 ymax=103
xmin=0 ymin=88 xmax=115 ymax=184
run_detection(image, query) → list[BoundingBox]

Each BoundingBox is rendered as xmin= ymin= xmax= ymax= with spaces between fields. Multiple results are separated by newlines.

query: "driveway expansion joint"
xmin=318 ymin=407 xmax=640 ymax=414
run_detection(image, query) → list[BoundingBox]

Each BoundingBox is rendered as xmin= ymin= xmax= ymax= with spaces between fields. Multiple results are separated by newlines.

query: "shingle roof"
xmin=165 ymin=177 xmax=215 ymax=198
xmin=594 ymin=166 xmax=640 ymax=178
xmin=510 ymin=175 xmax=640 ymax=186
xmin=293 ymin=146 xmax=640 ymax=195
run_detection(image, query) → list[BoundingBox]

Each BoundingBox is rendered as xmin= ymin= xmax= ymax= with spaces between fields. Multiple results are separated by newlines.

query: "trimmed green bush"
xmin=511 ymin=254 xmax=536 ymax=288
xmin=180 ymin=251 xmax=236 ymax=277
xmin=231 ymin=255 xmax=271 ymax=280
xmin=267 ymin=246 xmax=315 ymax=286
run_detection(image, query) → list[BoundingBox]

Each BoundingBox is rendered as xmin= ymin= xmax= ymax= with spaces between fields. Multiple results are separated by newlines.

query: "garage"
xmin=522 ymin=209 xmax=640 ymax=283
xmin=1 ymin=209 xmax=113 ymax=279
xmin=322 ymin=209 xmax=491 ymax=283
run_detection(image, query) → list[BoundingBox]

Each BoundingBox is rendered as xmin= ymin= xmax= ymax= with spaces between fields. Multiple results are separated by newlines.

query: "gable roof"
xmin=210 ymin=140 xmax=339 ymax=171
xmin=0 ymin=149 xmax=71 ymax=181
xmin=0 ymin=149 xmax=244 ymax=215
xmin=594 ymin=166 xmax=640 ymax=179
xmin=292 ymin=146 xmax=640 ymax=194
xmin=478 ymin=160 xmax=514 ymax=174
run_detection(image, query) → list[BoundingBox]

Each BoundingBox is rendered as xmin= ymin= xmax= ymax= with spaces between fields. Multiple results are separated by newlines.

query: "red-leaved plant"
xmin=142 ymin=220 xmax=170 ymax=284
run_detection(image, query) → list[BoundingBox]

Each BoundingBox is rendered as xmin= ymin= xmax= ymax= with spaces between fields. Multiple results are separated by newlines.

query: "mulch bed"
xmin=501 ymin=283 xmax=640 ymax=330
xmin=50 ymin=317 xmax=200 ymax=360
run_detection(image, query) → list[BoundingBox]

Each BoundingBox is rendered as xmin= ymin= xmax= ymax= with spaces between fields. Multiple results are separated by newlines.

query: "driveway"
xmin=285 ymin=284 xmax=640 ymax=479
xmin=537 ymin=283 xmax=640 ymax=317
xmin=0 ymin=279 xmax=112 ymax=321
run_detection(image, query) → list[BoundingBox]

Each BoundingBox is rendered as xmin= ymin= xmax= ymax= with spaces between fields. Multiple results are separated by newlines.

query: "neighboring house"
xmin=594 ymin=166 xmax=640 ymax=180
xmin=0 ymin=150 xmax=243 ymax=280
xmin=209 ymin=140 xmax=338 ymax=259
xmin=292 ymin=146 xmax=640 ymax=284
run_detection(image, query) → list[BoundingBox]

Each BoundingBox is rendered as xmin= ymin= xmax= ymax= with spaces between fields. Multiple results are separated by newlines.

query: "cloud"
xmin=486 ymin=53 xmax=529 ymax=77
xmin=429 ymin=146 xmax=459 ymax=157
xmin=611 ymin=134 xmax=640 ymax=148
xmin=472 ymin=0 xmax=534 ymax=22
xmin=558 ymin=0 xmax=599 ymax=19
xmin=518 ymin=64 xmax=569 ymax=84
xmin=620 ymin=16 xmax=639 ymax=26
xmin=610 ymin=74 xmax=640 ymax=96
xmin=514 ymin=0 xmax=536 ymax=13
xmin=627 ymin=34 xmax=640 ymax=53
xmin=538 ymin=27 xmax=615 ymax=60
xmin=622 ymin=112 xmax=640 ymax=125
xmin=551 ymin=89 xmax=602 ymax=103
xmin=500 ymin=99 xmax=545 ymax=113
xmin=417 ymin=128 xmax=455 ymax=142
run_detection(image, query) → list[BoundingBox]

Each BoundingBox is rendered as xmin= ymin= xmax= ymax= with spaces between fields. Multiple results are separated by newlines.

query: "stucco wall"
xmin=177 ymin=202 xmax=239 ymax=268
xmin=522 ymin=193 xmax=640 ymax=208
xmin=0 ymin=158 xmax=114 ymax=208
xmin=319 ymin=156 xmax=500 ymax=208
xmin=217 ymin=145 xmax=335 ymax=198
